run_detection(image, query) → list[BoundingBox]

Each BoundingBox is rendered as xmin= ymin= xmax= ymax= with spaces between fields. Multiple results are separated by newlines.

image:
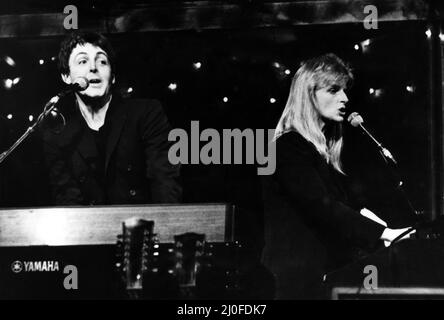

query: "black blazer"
xmin=262 ymin=131 xmax=385 ymax=299
xmin=42 ymin=94 xmax=182 ymax=205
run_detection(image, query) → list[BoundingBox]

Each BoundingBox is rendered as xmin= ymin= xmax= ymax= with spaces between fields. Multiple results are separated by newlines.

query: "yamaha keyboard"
xmin=0 ymin=203 xmax=234 ymax=246
xmin=0 ymin=204 xmax=272 ymax=299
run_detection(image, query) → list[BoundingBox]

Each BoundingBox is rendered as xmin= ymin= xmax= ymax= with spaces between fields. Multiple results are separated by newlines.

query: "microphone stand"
xmin=0 ymin=94 xmax=64 ymax=166
xmin=357 ymin=123 xmax=419 ymax=221
xmin=357 ymin=123 xmax=398 ymax=165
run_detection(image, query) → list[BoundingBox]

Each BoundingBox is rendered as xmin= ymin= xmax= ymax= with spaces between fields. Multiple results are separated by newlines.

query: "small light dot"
xmin=406 ymin=85 xmax=414 ymax=93
xmin=223 ymin=97 xmax=228 ymax=103
xmin=29 ymin=115 xmax=34 ymax=122
xmin=270 ymin=98 xmax=276 ymax=104
xmin=4 ymin=56 xmax=16 ymax=67
xmin=168 ymin=83 xmax=177 ymax=91
xmin=51 ymin=56 xmax=56 ymax=61
xmin=354 ymin=44 xmax=360 ymax=50
xmin=284 ymin=69 xmax=291 ymax=75
xmin=12 ymin=77 xmax=20 ymax=85
xmin=39 ymin=59 xmax=44 ymax=65
xmin=136 ymin=274 xmax=141 ymax=280
xmin=7 ymin=114 xmax=13 ymax=120
xmin=193 ymin=62 xmax=202 ymax=70
xmin=426 ymin=29 xmax=432 ymax=38
xmin=127 ymin=87 xmax=133 ymax=93
xmin=273 ymin=62 xmax=281 ymax=68
xmin=440 ymin=33 xmax=444 ymax=41
xmin=4 ymin=78 xmax=13 ymax=89
xmin=369 ymin=88 xmax=375 ymax=94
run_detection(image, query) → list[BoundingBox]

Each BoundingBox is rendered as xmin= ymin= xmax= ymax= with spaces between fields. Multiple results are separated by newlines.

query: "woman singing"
xmin=261 ymin=53 xmax=413 ymax=299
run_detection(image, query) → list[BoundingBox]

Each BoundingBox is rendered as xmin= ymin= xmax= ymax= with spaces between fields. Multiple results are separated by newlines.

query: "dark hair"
xmin=58 ymin=32 xmax=116 ymax=76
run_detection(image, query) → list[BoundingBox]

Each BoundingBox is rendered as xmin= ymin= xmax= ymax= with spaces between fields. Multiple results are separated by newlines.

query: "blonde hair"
xmin=274 ymin=53 xmax=353 ymax=174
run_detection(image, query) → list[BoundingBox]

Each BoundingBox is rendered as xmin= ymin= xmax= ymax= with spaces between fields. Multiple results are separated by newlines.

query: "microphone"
xmin=44 ymin=77 xmax=89 ymax=111
xmin=347 ymin=112 xmax=397 ymax=164
xmin=61 ymin=77 xmax=89 ymax=96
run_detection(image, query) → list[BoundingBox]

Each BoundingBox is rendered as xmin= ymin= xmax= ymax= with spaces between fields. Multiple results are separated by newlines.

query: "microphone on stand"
xmin=63 ymin=76 xmax=89 ymax=94
xmin=44 ymin=77 xmax=89 ymax=112
xmin=347 ymin=112 xmax=421 ymax=220
xmin=0 ymin=77 xmax=89 ymax=165
xmin=347 ymin=112 xmax=397 ymax=165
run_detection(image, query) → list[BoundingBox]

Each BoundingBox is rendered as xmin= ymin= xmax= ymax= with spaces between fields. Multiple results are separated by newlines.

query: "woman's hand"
xmin=380 ymin=227 xmax=416 ymax=247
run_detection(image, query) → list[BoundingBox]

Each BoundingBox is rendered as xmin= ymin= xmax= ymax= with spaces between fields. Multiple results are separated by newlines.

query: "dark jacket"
xmin=42 ymin=94 xmax=181 ymax=205
xmin=262 ymin=131 xmax=385 ymax=299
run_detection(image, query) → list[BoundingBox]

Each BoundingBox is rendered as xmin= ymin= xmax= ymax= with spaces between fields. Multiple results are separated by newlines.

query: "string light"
xmin=354 ymin=44 xmax=360 ymax=50
xmin=127 ymin=87 xmax=133 ymax=93
xmin=284 ymin=69 xmax=291 ymax=75
xmin=193 ymin=62 xmax=202 ymax=70
xmin=4 ymin=79 xmax=13 ymax=89
xmin=440 ymin=33 xmax=444 ymax=41
xmin=370 ymin=89 xmax=383 ymax=98
xmin=29 ymin=115 xmax=34 ymax=122
xmin=12 ymin=77 xmax=20 ymax=85
xmin=39 ymin=59 xmax=45 ymax=65
xmin=223 ymin=97 xmax=229 ymax=103
xmin=406 ymin=85 xmax=415 ymax=93
xmin=4 ymin=56 xmax=16 ymax=67
xmin=7 ymin=114 xmax=13 ymax=120
xmin=425 ymin=29 xmax=432 ymax=38
xmin=270 ymin=98 xmax=276 ymax=104
xmin=168 ymin=83 xmax=177 ymax=91
xmin=273 ymin=62 xmax=281 ymax=68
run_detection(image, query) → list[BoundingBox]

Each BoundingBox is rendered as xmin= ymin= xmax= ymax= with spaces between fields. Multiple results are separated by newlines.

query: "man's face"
xmin=62 ymin=43 xmax=114 ymax=100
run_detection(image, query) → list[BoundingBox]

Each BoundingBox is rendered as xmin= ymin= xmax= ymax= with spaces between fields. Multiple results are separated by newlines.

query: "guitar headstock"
xmin=173 ymin=232 xmax=207 ymax=287
xmin=115 ymin=218 xmax=157 ymax=298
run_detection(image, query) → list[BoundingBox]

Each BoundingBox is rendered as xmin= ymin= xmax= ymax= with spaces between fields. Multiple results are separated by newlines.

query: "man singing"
xmin=43 ymin=31 xmax=181 ymax=205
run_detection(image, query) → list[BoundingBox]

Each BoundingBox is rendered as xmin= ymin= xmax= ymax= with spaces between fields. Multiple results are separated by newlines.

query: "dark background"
xmin=0 ymin=11 xmax=432 ymax=244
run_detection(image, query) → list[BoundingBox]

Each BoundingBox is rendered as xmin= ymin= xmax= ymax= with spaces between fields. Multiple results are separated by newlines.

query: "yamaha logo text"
xmin=11 ymin=260 xmax=60 ymax=273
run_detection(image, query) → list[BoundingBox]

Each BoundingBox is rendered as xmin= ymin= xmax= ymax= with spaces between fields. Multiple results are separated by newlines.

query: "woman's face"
xmin=314 ymin=84 xmax=349 ymax=125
